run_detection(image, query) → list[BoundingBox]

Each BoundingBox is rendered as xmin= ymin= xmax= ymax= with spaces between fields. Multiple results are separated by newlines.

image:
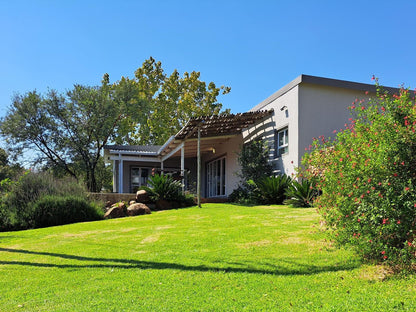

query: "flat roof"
xmin=250 ymin=74 xmax=400 ymax=112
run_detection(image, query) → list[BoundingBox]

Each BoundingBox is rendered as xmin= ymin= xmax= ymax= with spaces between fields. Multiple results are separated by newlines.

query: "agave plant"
xmin=141 ymin=174 xmax=182 ymax=202
xmin=284 ymin=179 xmax=318 ymax=207
xmin=249 ymin=175 xmax=292 ymax=205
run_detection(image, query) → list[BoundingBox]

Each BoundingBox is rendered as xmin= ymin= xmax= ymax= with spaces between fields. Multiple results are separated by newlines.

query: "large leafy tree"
xmin=0 ymin=147 xmax=22 ymax=182
xmin=0 ymin=57 xmax=230 ymax=191
xmin=0 ymin=74 xmax=126 ymax=192
xmin=115 ymin=57 xmax=231 ymax=145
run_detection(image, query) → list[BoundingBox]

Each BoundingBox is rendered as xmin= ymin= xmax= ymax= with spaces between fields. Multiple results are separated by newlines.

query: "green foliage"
xmin=248 ymin=175 xmax=292 ymax=205
xmin=32 ymin=195 xmax=103 ymax=228
xmin=0 ymin=171 xmax=92 ymax=230
xmin=228 ymin=184 xmax=257 ymax=205
xmin=119 ymin=57 xmax=231 ymax=145
xmin=0 ymin=58 xmax=230 ymax=190
xmin=284 ymin=180 xmax=318 ymax=207
xmin=236 ymin=139 xmax=273 ymax=183
xmin=230 ymin=139 xmax=274 ymax=204
xmin=302 ymin=81 xmax=416 ymax=266
xmin=141 ymin=174 xmax=183 ymax=202
xmin=0 ymin=148 xmax=22 ymax=183
xmin=0 ymin=75 xmax=123 ymax=191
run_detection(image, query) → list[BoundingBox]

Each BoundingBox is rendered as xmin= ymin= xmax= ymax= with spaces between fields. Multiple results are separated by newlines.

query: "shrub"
xmin=141 ymin=174 xmax=183 ymax=203
xmin=2 ymin=171 xmax=91 ymax=230
xmin=249 ymin=175 xmax=292 ymax=205
xmin=302 ymin=80 xmax=416 ymax=266
xmin=284 ymin=180 xmax=317 ymax=207
xmin=228 ymin=183 xmax=257 ymax=204
xmin=236 ymin=139 xmax=273 ymax=183
xmin=32 ymin=195 xmax=103 ymax=228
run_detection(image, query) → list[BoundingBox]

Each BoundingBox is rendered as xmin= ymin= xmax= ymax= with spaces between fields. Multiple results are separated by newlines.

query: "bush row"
xmin=0 ymin=171 xmax=103 ymax=231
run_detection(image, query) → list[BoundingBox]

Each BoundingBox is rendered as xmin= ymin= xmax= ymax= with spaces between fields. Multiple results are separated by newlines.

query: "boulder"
xmin=129 ymin=200 xmax=136 ymax=206
xmin=136 ymin=190 xmax=151 ymax=203
xmin=104 ymin=206 xmax=125 ymax=219
xmin=127 ymin=203 xmax=151 ymax=216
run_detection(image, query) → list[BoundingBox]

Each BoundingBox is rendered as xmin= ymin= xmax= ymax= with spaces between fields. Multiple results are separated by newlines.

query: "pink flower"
xmin=381 ymin=250 xmax=386 ymax=255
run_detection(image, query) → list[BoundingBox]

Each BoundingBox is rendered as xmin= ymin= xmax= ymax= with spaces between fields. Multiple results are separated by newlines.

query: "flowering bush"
xmin=302 ymin=80 xmax=416 ymax=266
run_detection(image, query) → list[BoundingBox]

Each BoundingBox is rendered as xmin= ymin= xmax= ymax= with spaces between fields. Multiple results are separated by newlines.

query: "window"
xmin=206 ymin=157 xmax=226 ymax=197
xmin=131 ymin=168 xmax=149 ymax=192
xmin=276 ymin=128 xmax=288 ymax=156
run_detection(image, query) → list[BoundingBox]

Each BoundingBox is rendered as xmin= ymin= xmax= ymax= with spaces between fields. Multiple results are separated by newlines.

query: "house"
xmin=104 ymin=74 xmax=397 ymax=198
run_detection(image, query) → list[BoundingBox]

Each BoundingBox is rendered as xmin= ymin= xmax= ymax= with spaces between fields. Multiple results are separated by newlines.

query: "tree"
xmin=237 ymin=139 xmax=273 ymax=183
xmin=302 ymin=81 xmax=416 ymax=266
xmin=114 ymin=57 xmax=231 ymax=145
xmin=0 ymin=74 xmax=126 ymax=192
xmin=0 ymin=147 xmax=22 ymax=182
xmin=0 ymin=57 xmax=230 ymax=191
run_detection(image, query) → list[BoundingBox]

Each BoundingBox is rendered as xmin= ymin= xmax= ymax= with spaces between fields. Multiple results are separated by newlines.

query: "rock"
xmin=104 ymin=206 xmax=125 ymax=219
xmin=136 ymin=190 xmax=151 ymax=203
xmin=129 ymin=200 xmax=136 ymax=206
xmin=126 ymin=203 xmax=151 ymax=216
xmin=156 ymin=199 xmax=172 ymax=210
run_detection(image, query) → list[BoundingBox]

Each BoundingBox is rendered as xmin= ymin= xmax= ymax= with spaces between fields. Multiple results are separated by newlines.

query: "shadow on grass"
xmin=0 ymin=247 xmax=360 ymax=275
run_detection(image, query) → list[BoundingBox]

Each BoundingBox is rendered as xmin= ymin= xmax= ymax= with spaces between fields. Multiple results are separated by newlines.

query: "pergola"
xmin=159 ymin=110 xmax=274 ymax=206
xmin=105 ymin=110 xmax=274 ymax=205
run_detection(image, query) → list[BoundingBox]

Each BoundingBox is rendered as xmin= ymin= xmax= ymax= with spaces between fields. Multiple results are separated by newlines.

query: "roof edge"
xmin=250 ymin=74 xmax=400 ymax=112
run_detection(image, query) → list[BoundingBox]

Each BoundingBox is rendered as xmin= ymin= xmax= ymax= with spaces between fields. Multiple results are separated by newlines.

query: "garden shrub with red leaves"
xmin=302 ymin=80 xmax=416 ymax=267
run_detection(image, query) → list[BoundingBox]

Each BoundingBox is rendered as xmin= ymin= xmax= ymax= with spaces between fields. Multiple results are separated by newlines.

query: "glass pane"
xmin=279 ymin=132 xmax=284 ymax=146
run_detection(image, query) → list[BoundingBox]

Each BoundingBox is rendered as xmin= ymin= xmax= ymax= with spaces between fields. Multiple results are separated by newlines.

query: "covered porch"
xmin=104 ymin=110 xmax=274 ymax=199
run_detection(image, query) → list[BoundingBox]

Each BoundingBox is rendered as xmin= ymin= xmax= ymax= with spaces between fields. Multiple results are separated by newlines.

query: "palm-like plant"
xmin=249 ymin=175 xmax=292 ymax=204
xmin=141 ymin=174 xmax=182 ymax=202
xmin=284 ymin=179 xmax=318 ymax=207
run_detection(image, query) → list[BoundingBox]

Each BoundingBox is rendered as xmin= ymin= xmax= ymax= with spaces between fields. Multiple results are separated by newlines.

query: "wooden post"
xmin=181 ymin=145 xmax=185 ymax=193
xmin=197 ymin=127 xmax=201 ymax=208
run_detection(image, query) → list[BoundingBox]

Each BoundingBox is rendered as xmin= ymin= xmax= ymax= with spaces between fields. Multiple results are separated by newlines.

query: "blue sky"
xmin=1 ymin=0 xmax=415 ymax=120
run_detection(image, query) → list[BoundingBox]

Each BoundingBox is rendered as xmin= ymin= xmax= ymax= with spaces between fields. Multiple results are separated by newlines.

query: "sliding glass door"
xmin=206 ymin=157 xmax=226 ymax=197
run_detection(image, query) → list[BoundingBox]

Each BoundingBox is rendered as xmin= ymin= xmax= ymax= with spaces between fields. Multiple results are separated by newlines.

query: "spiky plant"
xmin=284 ymin=179 xmax=318 ymax=207
xmin=249 ymin=175 xmax=292 ymax=205
xmin=141 ymin=174 xmax=182 ymax=202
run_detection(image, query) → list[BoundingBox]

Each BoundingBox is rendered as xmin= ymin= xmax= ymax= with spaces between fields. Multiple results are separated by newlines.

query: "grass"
xmin=0 ymin=204 xmax=415 ymax=311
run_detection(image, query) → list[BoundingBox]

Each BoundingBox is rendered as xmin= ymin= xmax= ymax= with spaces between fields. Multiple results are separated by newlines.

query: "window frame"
xmin=276 ymin=127 xmax=289 ymax=156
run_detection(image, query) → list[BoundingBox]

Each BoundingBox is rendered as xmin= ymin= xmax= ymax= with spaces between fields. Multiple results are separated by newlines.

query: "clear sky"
xmin=1 ymin=0 xmax=415 ymax=119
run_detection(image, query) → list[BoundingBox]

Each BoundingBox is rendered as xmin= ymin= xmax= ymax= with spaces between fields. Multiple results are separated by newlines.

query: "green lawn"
xmin=1 ymin=204 xmax=415 ymax=311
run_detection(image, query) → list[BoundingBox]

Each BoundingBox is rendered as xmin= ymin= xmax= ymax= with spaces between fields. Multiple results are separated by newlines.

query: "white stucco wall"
xmin=297 ymin=83 xmax=368 ymax=166
xmin=244 ymin=85 xmax=299 ymax=177
xmin=247 ymin=81 xmax=370 ymax=178
xmin=202 ymin=135 xmax=243 ymax=196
